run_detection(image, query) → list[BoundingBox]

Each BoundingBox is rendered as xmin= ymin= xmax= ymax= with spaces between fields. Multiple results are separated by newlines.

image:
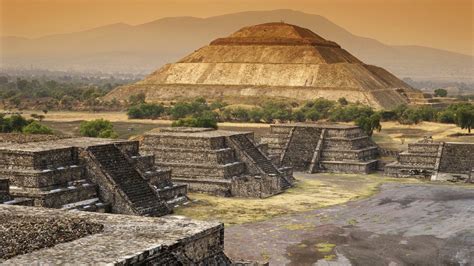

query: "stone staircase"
xmin=230 ymin=134 xmax=279 ymax=175
xmin=229 ymin=134 xmax=292 ymax=189
xmin=87 ymin=144 xmax=169 ymax=216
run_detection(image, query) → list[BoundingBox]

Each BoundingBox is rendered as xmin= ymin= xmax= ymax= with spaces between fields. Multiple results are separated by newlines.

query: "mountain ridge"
xmin=1 ymin=9 xmax=472 ymax=82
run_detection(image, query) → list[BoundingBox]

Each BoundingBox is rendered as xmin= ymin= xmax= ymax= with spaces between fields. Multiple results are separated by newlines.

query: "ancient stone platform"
xmin=141 ymin=127 xmax=294 ymax=198
xmin=260 ymin=124 xmax=379 ymax=174
xmin=105 ymin=22 xmax=438 ymax=109
xmin=0 ymin=135 xmax=187 ymax=216
xmin=385 ymin=140 xmax=474 ymax=182
xmin=1 ymin=204 xmax=231 ymax=264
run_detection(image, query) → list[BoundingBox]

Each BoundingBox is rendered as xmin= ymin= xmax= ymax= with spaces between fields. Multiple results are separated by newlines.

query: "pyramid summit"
xmin=105 ymin=22 xmax=435 ymax=109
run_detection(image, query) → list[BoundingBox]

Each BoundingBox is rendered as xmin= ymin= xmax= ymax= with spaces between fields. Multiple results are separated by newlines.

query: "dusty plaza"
xmin=0 ymin=3 xmax=474 ymax=265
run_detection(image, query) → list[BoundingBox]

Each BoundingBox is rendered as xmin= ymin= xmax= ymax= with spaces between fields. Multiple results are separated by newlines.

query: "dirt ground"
xmin=224 ymin=174 xmax=474 ymax=265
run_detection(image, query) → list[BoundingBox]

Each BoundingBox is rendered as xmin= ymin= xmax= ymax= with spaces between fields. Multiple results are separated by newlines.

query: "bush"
xmin=127 ymin=103 xmax=165 ymax=119
xmin=455 ymin=106 xmax=474 ymax=133
xmin=172 ymin=111 xmax=218 ymax=129
xmin=300 ymin=98 xmax=335 ymax=120
xmin=79 ymin=119 xmax=118 ymax=138
xmin=169 ymin=98 xmax=210 ymax=119
xmin=329 ymin=104 xmax=374 ymax=122
xmin=22 ymin=121 xmax=53 ymax=135
xmin=260 ymin=102 xmax=293 ymax=123
xmin=434 ymin=88 xmax=448 ymax=97
xmin=355 ymin=113 xmax=382 ymax=136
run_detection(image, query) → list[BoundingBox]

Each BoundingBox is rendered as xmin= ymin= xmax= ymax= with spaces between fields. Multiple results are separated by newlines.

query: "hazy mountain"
xmin=1 ymin=9 xmax=472 ymax=82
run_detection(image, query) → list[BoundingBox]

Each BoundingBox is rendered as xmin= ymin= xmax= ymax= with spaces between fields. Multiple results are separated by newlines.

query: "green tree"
xmin=22 ymin=121 xmax=53 ymax=135
xmin=355 ymin=113 xmax=382 ymax=136
xmin=434 ymin=88 xmax=448 ymax=97
xmin=79 ymin=119 xmax=118 ymax=138
xmin=456 ymin=107 xmax=474 ymax=133
xmin=127 ymin=103 xmax=165 ymax=119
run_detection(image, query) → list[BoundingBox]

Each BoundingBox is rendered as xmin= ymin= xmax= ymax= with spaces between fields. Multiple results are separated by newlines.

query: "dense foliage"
xmin=0 ymin=114 xmax=53 ymax=134
xmin=79 ymin=119 xmax=118 ymax=138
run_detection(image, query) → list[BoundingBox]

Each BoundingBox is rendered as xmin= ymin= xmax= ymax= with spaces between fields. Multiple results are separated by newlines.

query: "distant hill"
xmin=1 ymin=9 xmax=473 ymax=82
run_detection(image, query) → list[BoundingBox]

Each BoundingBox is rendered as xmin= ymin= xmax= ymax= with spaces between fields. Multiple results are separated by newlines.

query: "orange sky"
xmin=1 ymin=0 xmax=473 ymax=55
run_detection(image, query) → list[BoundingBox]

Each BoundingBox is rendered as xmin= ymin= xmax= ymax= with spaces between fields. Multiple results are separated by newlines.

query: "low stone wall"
xmin=231 ymin=175 xmax=281 ymax=198
xmin=439 ymin=143 xmax=474 ymax=174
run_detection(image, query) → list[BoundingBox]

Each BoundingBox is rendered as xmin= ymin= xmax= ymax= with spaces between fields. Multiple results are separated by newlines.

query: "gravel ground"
xmin=225 ymin=176 xmax=474 ymax=265
xmin=0 ymin=215 xmax=103 ymax=260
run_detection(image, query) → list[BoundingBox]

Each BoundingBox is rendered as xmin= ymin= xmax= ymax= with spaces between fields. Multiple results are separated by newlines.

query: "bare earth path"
xmin=225 ymin=175 xmax=474 ymax=265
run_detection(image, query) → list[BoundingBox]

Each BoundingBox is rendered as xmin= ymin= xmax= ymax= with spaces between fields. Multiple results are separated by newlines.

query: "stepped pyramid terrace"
xmin=140 ymin=127 xmax=295 ymax=198
xmin=385 ymin=139 xmax=474 ymax=182
xmin=0 ymin=134 xmax=187 ymax=216
xmin=105 ymin=22 xmax=439 ymax=109
xmin=260 ymin=124 xmax=379 ymax=174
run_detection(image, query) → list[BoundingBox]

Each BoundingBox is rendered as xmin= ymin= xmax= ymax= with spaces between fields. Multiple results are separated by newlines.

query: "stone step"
xmin=318 ymin=160 xmax=378 ymax=174
xmin=88 ymin=144 xmax=168 ymax=216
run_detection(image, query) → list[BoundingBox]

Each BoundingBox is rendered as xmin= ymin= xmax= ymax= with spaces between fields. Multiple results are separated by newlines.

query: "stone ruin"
xmin=140 ymin=127 xmax=295 ymax=198
xmin=385 ymin=140 xmax=474 ymax=182
xmin=260 ymin=124 xmax=379 ymax=174
xmin=0 ymin=135 xmax=188 ymax=216
xmin=1 ymin=204 xmax=231 ymax=264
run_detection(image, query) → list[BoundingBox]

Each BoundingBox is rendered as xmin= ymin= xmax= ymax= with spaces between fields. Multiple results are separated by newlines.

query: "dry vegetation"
xmin=174 ymin=173 xmax=423 ymax=226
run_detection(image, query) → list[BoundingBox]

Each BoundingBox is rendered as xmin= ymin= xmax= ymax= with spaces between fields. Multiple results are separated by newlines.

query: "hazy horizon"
xmin=1 ymin=0 xmax=473 ymax=56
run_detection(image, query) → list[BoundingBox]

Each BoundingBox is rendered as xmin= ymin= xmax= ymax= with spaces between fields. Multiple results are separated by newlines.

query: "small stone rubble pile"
xmin=0 ymin=214 xmax=103 ymax=260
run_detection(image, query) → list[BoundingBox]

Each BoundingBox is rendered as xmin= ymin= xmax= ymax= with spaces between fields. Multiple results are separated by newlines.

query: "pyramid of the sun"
xmin=105 ymin=22 xmax=435 ymax=109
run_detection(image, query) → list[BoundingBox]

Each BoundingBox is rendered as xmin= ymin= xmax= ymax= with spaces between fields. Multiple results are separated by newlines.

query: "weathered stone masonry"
xmin=141 ymin=127 xmax=294 ymax=198
xmin=0 ymin=136 xmax=187 ymax=216
xmin=261 ymin=124 xmax=379 ymax=174
xmin=385 ymin=141 xmax=474 ymax=182
xmin=1 ymin=204 xmax=231 ymax=265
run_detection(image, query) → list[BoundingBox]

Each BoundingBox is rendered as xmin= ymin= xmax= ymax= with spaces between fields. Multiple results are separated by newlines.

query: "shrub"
xmin=79 ymin=119 xmax=117 ymax=138
xmin=22 ymin=121 xmax=53 ymax=135
xmin=455 ymin=106 xmax=474 ymax=133
xmin=338 ymin=97 xmax=349 ymax=106
xmin=355 ymin=113 xmax=382 ymax=136
xmin=434 ymin=88 xmax=448 ymax=97
xmin=248 ymin=108 xmax=264 ymax=123
xmin=329 ymin=104 xmax=374 ymax=122
xmin=301 ymin=98 xmax=335 ymax=119
xmin=260 ymin=102 xmax=292 ymax=123
xmin=171 ymin=111 xmax=218 ymax=129
xmin=127 ymin=103 xmax=165 ymax=119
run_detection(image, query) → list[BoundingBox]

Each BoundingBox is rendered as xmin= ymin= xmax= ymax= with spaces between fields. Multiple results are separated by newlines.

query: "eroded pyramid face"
xmin=106 ymin=22 xmax=427 ymax=109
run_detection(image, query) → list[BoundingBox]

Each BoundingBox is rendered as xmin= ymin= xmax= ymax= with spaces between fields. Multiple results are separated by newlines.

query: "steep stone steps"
xmin=229 ymin=134 xmax=280 ymax=175
xmin=87 ymin=144 xmax=168 ymax=216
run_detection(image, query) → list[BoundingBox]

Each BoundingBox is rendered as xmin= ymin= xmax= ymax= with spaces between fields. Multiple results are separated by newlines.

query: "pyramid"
xmin=105 ymin=22 xmax=435 ymax=109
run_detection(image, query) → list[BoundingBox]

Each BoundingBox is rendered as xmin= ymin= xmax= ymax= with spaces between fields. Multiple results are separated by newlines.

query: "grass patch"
xmin=174 ymin=173 xmax=422 ymax=226
xmin=315 ymin=243 xmax=336 ymax=253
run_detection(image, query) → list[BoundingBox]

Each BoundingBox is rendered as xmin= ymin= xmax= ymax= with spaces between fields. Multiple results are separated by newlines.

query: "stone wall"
xmin=261 ymin=124 xmax=379 ymax=174
xmin=231 ymin=175 xmax=281 ymax=198
xmin=439 ymin=143 xmax=474 ymax=174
